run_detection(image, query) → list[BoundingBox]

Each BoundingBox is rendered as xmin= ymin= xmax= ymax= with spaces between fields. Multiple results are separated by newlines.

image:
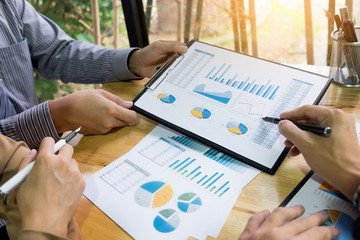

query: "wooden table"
xmin=73 ymin=65 xmax=360 ymax=239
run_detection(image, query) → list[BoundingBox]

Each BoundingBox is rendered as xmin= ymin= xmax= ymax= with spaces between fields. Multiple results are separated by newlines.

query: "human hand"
xmin=16 ymin=137 xmax=85 ymax=238
xmin=129 ymin=40 xmax=187 ymax=78
xmin=49 ymin=89 xmax=139 ymax=135
xmin=239 ymin=205 xmax=339 ymax=240
xmin=278 ymin=105 xmax=360 ymax=200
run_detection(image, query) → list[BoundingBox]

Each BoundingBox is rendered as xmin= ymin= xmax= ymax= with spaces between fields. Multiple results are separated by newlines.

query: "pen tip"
xmin=75 ymin=126 xmax=82 ymax=132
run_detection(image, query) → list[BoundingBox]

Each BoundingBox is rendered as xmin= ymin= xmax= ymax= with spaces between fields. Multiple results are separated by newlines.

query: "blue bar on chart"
xmin=203 ymin=148 xmax=248 ymax=174
xmin=169 ymin=135 xmax=208 ymax=152
xmin=167 ymin=157 xmax=231 ymax=197
xmin=172 ymin=157 xmax=190 ymax=170
xmin=205 ymin=64 xmax=280 ymax=100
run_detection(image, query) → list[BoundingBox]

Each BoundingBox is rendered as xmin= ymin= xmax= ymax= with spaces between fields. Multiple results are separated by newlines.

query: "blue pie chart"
xmin=177 ymin=192 xmax=202 ymax=213
xmin=157 ymin=93 xmax=176 ymax=104
xmin=226 ymin=121 xmax=248 ymax=135
xmin=153 ymin=209 xmax=180 ymax=233
xmin=191 ymin=107 xmax=211 ymax=119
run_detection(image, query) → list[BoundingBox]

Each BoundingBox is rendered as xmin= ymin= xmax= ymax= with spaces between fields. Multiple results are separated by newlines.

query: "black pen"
xmin=262 ymin=117 xmax=332 ymax=136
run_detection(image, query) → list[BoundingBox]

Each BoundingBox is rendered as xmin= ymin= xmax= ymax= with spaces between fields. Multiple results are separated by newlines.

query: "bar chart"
xmin=169 ymin=135 xmax=249 ymax=174
xmin=251 ymin=78 xmax=314 ymax=149
xmin=168 ymin=135 xmax=208 ymax=152
xmin=205 ymin=64 xmax=280 ymax=101
xmin=168 ymin=157 xmax=231 ymax=197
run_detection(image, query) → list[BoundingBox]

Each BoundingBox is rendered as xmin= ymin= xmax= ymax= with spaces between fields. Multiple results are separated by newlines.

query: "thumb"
xmin=18 ymin=149 xmax=37 ymax=172
xmin=278 ymin=120 xmax=312 ymax=150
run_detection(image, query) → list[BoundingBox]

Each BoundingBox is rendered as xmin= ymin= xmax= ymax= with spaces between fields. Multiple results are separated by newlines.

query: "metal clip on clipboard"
xmin=145 ymin=53 xmax=185 ymax=91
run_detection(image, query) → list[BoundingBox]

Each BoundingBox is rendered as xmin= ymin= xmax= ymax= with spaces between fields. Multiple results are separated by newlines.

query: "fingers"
xmin=293 ymin=226 xmax=340 ymax=240
xmin=260 ymin=205 xmax=305 ymax=229
xmin=18 ymin=149 xmax=37 ymax=171
xmin=99 ymin=90 xmax=139 ymax=126
xmin=282 ymin=210 xmax=330 ymax=235
xmin=100 ymin=90 xmax=133 ymax=109
xmin=278 ymin=120 xmax=314 ymax=151
xmin=37 ymin=137 xmax=55 ymax=157
xmin=152 ymin=40 xmax=187 ymax=54
xmin=239 ymin=210 xmax=271 ymax=240
xmin=288 ymin=147 xmax=301 ymax=157
xmin=57 ymin=144 xmax=74 ymax=159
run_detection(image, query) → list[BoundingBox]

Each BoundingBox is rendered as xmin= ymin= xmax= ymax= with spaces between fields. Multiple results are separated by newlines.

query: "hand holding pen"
xmin=0 ymin=127 xmax=81 ymax=195
xmin=263 ymin=117 xmax=332 ymax=136
xmin=275 ymin=105 xmax=360 ymax=201
xmin=15 ymin=132 xmax=85 ymax=238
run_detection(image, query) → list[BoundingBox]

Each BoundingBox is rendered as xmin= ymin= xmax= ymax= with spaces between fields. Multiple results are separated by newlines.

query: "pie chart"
xmin=134 ymin=181 xmax=173 ymax=208
xmin=177 ymin=192 xmax=202 ymax=213
xmin=226 ymin=121 xmax=248 ymax=135
xmin=322 ymin=209 xmax=354 ymax=240
xmin=153 ymin=209 xmax=180 ymax=233
xmin=191 ymin=107 xmax=211 ymax=119
xmin=157 ymin=93 xmax=176 ymax=104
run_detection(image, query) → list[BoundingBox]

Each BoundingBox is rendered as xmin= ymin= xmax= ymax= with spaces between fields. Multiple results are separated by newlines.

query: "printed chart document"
xmin=133 ymin=40 xmax=331 ymax=174
xmin=84 ymin=125 xmax=260 ymax=239
xmin=281 ymin=172 xmax=359 ymax=239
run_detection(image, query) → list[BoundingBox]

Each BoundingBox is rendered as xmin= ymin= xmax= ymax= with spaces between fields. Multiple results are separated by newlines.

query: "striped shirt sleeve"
xmin=354 ymin=185 xmax=360 ymax=211
xmin=18 ymin=0 xmax=142 ymax=84
xmin=0 ymin=101 xmax=60 ymax=149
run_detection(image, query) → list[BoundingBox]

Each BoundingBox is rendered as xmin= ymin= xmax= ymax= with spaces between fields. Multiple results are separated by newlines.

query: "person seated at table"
xmin=239 ymin=105 xmax=360 ymax=240
xmin=0 ymin=135 xmax=84 ymax=240
xmin=0 ymin=0 xmax=187 ymax=149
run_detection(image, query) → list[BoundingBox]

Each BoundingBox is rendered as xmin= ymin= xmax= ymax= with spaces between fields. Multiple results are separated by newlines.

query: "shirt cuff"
xmin=111 ymin=48 xmax=144 ymax=81
xmin=1 ymin=101 xmax=60 ymax=149
xmin=353 ymin=185 xmax=360 ymax=211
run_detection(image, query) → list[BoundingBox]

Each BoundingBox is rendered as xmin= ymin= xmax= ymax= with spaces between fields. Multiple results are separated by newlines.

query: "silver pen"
xmin=0 ymin=127 xmax=81 ymax=196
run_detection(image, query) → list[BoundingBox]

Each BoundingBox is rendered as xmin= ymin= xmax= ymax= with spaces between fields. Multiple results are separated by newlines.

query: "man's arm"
xmin=278 ymin=105 xmax=360 ymax=201
xmin=0 ymin=135 xmax=84 ymax=239
xmin=16 ymin=0 xmax=140 ymax=84
xmin=16 ymin=0 xmax=187 ymax=83
xmin=0 ymin=89 xmax=139 ymax=148
xmin=238 ymin=206 xmax=339 ymax=240
xmin=0 ymin=102 xmax=60 ymax=149
xmin=16 ymin=138 xmax=85 ymax=239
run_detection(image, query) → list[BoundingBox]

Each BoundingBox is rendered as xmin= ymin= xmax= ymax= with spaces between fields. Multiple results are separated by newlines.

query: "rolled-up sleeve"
xmin=0 ymin=101 xmax=60 ymax=149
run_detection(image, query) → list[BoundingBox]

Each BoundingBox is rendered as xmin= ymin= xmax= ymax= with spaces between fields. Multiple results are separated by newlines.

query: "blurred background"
xmin=30 ymin=0 xmax=360 ymax=101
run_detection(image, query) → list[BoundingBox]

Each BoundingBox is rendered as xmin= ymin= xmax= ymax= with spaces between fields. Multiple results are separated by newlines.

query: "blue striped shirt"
xmin=354 ymin=185 xmax=360 ymax=211
xmin=0 ymin=0 xmax=140 ymax=149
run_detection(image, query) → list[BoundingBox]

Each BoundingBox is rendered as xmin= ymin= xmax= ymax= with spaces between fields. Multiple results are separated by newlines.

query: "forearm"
xmin=20 ymin=1 xmax=141 ymax=83
xmin=0 ymin=102 xmax=60 ymax=149
xmin=19 ymin=230 xmax=67 ymax=240
xmin=35 ymin=39 xmax=142 ymax=83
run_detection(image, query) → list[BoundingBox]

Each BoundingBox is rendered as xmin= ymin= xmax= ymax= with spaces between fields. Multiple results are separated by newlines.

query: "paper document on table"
xmin=282 ymin=172 xmax=359 ymax=239
xmin=84 ymin=125 xmax=260 ymax=239
xmin=133 ymin=41 xmax=331 ymax=174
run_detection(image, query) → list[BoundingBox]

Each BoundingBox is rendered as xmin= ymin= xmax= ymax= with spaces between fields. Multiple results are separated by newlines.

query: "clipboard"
xmin=280 ymin=171 xmax=359 ymax=238
xmin=132 ymin=40 xmax=332 ymax=174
